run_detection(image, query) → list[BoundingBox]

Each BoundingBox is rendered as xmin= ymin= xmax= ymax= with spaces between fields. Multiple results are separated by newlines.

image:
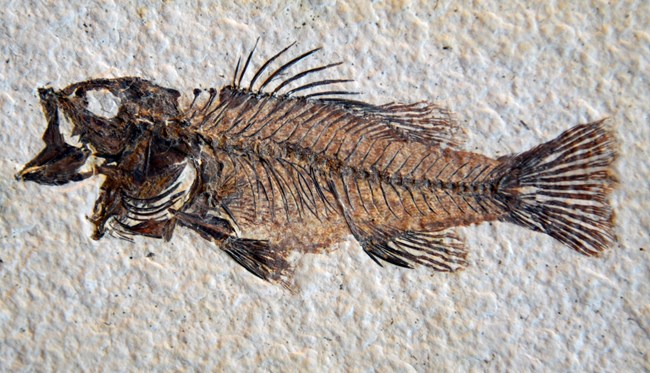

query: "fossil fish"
xmin=16 ymin=43 xmax=617 ymax=286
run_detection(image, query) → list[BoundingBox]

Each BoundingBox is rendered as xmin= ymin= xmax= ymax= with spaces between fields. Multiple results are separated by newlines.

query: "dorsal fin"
xmin=335 ymin=101 xmax=462 ymax=148
xmin=225 ymin=42 xmax=463 ymax=148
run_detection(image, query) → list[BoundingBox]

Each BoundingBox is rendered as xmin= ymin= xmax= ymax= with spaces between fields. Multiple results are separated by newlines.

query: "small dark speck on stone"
xmin=0 ymin=258 xmax=3 ymax=263
xmin=442 ymin=46 xmax=451 ymax=50
xmin=640 ymin=248 xmax=644 ymax=251
xmin=147 ymin=252 xmax=155 ymax=258
xmin=129 ymin=256 xmax=133 ymax=260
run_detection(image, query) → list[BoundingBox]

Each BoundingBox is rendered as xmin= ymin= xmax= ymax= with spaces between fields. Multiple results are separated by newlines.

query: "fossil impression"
xmin=16 ymin=44 xmax=617 ymax=286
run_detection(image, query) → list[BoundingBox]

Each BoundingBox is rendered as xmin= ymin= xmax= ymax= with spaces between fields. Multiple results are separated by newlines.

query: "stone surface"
xmin=1 ymin=1 xmax=648 ymax=371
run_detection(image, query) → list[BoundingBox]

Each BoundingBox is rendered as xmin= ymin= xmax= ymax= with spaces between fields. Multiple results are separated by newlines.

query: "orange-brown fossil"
xmin=16 ymin=44 xmax=617 ymax=286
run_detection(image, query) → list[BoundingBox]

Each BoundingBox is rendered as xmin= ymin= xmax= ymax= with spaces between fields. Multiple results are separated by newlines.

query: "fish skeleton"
xmin=16 ymin=43 xmax=617 ymax=286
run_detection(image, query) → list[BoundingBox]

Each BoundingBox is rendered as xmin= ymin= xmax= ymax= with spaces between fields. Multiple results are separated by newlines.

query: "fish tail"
xmin=495 ymin=119 xmax=617 ymax=255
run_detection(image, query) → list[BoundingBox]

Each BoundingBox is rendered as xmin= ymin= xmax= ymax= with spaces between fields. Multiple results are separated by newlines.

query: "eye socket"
xmin=86 ymin=89 xmax=121 ymax=118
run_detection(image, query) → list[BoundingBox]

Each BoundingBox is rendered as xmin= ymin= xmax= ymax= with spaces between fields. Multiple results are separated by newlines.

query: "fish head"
xmin=16 ymin=77 xmax=182 ymax=185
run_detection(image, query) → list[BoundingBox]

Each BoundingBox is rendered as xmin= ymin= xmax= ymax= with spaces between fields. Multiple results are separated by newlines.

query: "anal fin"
xmin=362 ymin=227 xmax=467 ymax=272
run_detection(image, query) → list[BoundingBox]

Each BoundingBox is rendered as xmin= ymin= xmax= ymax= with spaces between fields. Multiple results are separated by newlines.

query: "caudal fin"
xmin=496 ymin=119 xmax=617 ymax=255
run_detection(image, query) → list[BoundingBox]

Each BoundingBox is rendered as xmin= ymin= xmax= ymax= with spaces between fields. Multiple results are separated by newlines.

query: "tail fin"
xmin=496 ymin=119 xmax=617 ymax=255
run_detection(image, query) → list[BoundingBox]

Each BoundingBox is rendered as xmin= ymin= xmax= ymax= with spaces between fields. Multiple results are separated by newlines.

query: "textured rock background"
xmin=1 ymin=1 xmax=648 ymax=371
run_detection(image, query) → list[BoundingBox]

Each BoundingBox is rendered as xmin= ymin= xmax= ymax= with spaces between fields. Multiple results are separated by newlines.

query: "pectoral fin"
xmin=173 ymin=209 xmax=293 ymax=285
xmin=221 ymin=238 xmax=293 ymax=285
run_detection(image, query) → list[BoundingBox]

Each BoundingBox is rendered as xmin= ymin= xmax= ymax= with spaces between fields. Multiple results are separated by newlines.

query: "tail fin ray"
xmin=497 ymin=119 xmax=617 ymax=256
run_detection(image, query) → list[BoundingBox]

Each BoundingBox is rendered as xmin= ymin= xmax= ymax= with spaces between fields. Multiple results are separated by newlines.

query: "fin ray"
xmin=496 ymin=119 xmax=617 ymax=255
xmin=221 ymin=237 xmax=293 ymax=285
xmin=215 ymin=44 xmax=462 ymax=148
xmin=360 ymin=227 xmax=468 ymax=272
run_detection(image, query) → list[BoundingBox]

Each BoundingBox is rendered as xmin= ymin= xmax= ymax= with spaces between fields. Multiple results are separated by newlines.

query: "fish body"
xmin=16 ymin=45 xmax=617 ymax=286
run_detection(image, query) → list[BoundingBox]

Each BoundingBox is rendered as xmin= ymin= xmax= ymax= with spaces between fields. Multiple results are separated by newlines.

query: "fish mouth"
xmin=15 ymin=87 xmax=93 ymax=185
xmin=16 ymin=144 xmax=92 ymax=185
